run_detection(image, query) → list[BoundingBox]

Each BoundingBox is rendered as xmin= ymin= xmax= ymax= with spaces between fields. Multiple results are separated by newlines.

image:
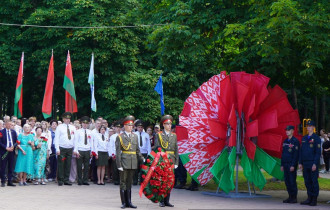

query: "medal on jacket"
xmin=288 ymin=148 xmax=292 ymax=152
xmin=310 ymin=144 xmax=313 ymax=148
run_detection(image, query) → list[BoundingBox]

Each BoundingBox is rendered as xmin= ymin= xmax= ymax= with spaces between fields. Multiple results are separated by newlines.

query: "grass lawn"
xmin=186 ymin=171 xmax=330 ymax=192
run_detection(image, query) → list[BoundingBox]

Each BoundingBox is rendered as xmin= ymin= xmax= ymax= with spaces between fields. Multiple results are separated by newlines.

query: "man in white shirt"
xmin=54 ymin=112 xmax=76 ymax=186
xmin=90 ymin=119 xmax=101 ymax=184
xmin=133 ymin=120 xmax=151 ymax=185
xmin=109 ymin=121 xmax=122 ymax=185
xmin=74 ymin=116 xmax=92 ymax=185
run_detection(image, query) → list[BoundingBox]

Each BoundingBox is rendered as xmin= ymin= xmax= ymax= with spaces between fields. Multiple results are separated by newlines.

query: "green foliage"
xmin=0 ymin=0 xmax=329 ymax=127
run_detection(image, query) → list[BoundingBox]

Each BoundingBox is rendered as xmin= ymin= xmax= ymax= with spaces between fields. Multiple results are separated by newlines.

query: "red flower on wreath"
xmin=140 ymin=148 xmax=175 ymax=203
xmin=17 ymin=140 xmax=21 ymax=145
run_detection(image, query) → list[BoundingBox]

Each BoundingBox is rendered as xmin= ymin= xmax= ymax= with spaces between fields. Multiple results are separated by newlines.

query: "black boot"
xmin=283 ymin=195 xmax=291 ymax=203
xmin=164 ymin=193 xmax=174 ymax=207
xmin=120 ymin=190 xmax=126 ymax=209
xmin=289 ymin=194 xmax=297 ymax=203
xmin=174 ymin=182 xmax=185 ymax=189
xmin=126 ymin=189 xmax=137 ymax=208
xmin=300 ymin=196 xmax=312 ymax=205
xmin=309 ymin=196 xmax=317 ymax=206
xmin=159 ymin=199 xmax=165 ymax=207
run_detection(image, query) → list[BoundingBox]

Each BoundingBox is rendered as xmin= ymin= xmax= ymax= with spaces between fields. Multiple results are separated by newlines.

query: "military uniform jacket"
xmin=281 ymin=136 xmax=300 ymax=167
xmin=299 ymin=133 xmax=321 ymax=167
xmin=115 ymin=132 xmax=143 ymax=170
xmin=154 ymin=131 xmax=179 ymax=166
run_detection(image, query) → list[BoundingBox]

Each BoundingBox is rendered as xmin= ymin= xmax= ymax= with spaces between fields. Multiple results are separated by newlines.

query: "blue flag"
xmin=88 ymin=53 xmax=97 ymax=112
xmin=154 ymin=75 xmax=165 ymax=115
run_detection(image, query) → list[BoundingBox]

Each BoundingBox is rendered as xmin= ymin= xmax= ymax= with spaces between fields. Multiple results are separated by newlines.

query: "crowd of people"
xmin=1 ymin=114 xmax=329 ymax=208
xmin=0 ymin=114 xmax=166 ymax=188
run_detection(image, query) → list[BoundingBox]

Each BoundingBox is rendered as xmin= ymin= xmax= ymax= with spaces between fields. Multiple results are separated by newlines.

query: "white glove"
xmin=118 ymin=167 xmax=123 ymax=171
xmin=175 ymin=165 xmax=178 ymax=169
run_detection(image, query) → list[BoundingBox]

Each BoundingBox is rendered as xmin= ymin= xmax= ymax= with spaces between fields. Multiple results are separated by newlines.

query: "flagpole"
xmin=51 ymin=49 xmax=54 ymax=120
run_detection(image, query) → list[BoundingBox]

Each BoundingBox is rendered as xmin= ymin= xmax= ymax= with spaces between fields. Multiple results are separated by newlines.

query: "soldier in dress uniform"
xmin=74 ymin=116 xmax=92 ymax=185
xmin=54 ymin=112 xmax=76 ymax=186
xmin=299 ymin=120 xmax=321 ymax=206
xmin=154 ymin=115 xmax=178 ymax=208
xmin=281 ymin=125 xmax=300 ymax=203
xmin=116 ymin=115 xmax=144 ymax=209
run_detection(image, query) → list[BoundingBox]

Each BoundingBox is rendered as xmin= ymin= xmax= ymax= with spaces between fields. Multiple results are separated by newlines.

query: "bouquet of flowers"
xmin=139 ymin=147 xmax=175 ymax=203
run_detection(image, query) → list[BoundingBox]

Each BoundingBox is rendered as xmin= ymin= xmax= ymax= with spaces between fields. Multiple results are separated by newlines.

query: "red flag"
xmin=63 ymin=51 xmax=78 ymax=113
xmin=14 ymin=52 xmax=24 ymax=118
xmin=42 ymin=51 xmax=54 ymax=119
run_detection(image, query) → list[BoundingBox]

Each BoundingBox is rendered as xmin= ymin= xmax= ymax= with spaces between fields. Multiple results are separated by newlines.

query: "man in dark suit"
xmin=0 ymin=120 xmax=17 ymax=187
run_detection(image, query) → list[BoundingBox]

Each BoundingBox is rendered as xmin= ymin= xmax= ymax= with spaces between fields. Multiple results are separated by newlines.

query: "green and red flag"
xmin=42 ymin=51 xmax=54 ymax=119
xmin=14 ymin=52 xmax=24 ymax=118
xmin=63 ymin=51 xmax=78 ymax=113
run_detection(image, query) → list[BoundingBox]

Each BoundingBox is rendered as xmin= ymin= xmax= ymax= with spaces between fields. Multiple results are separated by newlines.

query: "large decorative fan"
xmin=177 ymin=71 xmax=300 ymax=193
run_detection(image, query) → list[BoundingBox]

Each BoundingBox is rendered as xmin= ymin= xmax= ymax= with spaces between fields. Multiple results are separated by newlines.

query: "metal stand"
xmin=202 ymin=112 xmax=271 ymax=198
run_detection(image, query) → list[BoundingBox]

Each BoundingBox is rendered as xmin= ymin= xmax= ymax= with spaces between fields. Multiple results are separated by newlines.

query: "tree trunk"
xmin=291 ymin=78 xmax=298 ymax=110
xmin=320 ymin=94 xmax=326 ymax=129
xmin=0 ymin=92 xmax=3 ymax=117
xmin=314 ymin=95 xmax=319 ymax=130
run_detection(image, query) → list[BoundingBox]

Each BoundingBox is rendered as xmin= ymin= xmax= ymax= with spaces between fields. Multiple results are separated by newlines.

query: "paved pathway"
xmin=1 ymin=182 xmax=329 ymax=210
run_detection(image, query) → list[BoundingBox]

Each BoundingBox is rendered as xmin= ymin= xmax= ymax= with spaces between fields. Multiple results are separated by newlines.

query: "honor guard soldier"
xmin=154 ymin=115 xmax=178 ymax=207
xmin=74 ymin=116 xmax=92 ymax=185
xmin=116 ymin=115 xmax=144 ymax=209
xmin=281 ymin=125 xmax=300 ymax=203
xmin=54 ymin=112 xmax=76 ymax=186
xmin=299 ymin=120 xmax=321 ymax=206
